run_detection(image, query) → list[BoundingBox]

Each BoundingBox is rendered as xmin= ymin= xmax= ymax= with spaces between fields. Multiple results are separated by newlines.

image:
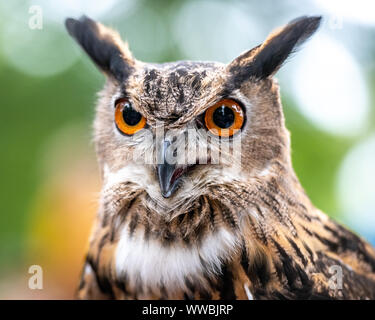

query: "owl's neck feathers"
xmin=83 ymin=155 xmax=375 ymax=299
xmin=94 ymin=153 xmax=316 ymax=293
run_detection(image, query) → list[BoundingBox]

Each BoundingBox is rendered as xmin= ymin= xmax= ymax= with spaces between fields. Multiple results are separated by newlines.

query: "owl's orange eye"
xmin=115 ymin=99 xmax=146 ymax=135
xmin=204 ymin=99 xmax=244 ymax=137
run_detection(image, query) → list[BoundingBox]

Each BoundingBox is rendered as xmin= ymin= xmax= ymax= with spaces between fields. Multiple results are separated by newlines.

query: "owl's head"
xmin=65 ymin=16 xmax=320 ymax=214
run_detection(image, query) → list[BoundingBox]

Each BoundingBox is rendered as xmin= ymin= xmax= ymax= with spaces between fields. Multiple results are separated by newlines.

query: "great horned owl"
xmin=65 ymin=15 xmax=375 ymax=300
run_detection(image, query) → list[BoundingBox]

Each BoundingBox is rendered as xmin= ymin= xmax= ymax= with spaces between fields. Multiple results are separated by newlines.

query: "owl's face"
xmin=66 ymin=16 xmax=320 ymax=213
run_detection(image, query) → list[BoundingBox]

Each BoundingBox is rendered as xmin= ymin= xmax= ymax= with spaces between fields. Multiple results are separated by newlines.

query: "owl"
xmin=65 ymin=15 xmax=375 ymax=300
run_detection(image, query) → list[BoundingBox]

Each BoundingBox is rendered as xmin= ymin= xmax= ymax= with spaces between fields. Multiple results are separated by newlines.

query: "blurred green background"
xmin=0 ymin=0 xmax=374 ymax=299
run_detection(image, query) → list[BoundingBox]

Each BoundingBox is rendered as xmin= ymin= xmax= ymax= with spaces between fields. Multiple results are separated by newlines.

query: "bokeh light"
xmin=172 ymin=0 xmax=263 ymax=62
xmin=337 ymin=134 xmax=375 ymax=243
xmin=288 ymin=34 xmax=369 ymax=136
xmin=1 ymin=20 xmax=80 ymax=78
xmin=315 ymin=0 xmax=375 ymax=26
xmin=36 ymin=0 xmax=122 ymax=22
xmin=114 ymin=5 xmax=170 ymax=62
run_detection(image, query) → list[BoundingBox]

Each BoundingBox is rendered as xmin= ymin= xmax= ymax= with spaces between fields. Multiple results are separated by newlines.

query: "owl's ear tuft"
xmin=227 ymin=16 xmax=321 ymax=87
xmin=65 ymin=16 xmax=135 ymax=82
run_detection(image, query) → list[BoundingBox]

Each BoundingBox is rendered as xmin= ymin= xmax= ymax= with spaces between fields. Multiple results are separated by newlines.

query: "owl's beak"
xmin=157 ymin=141 xmax=184 ymax=198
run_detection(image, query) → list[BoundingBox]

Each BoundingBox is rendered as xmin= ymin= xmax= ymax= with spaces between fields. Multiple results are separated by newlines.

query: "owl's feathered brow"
xmin=66 ymin=15 xmax=375 ymax=300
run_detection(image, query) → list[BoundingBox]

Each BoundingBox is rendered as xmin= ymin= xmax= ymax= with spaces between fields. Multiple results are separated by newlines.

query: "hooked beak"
xmin=157 ymin=140 xmax=185 ymax=198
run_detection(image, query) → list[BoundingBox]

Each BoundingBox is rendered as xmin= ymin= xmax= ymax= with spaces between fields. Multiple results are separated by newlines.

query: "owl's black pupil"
xmin=122 ymin=103 xmax=142 ymax=126
xmin=212 ymin=106 xmax=235 ymax=128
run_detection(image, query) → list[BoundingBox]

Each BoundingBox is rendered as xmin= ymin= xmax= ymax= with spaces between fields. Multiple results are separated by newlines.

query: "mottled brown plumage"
xmin=66 ymin=15 xmax=375 ymax=300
